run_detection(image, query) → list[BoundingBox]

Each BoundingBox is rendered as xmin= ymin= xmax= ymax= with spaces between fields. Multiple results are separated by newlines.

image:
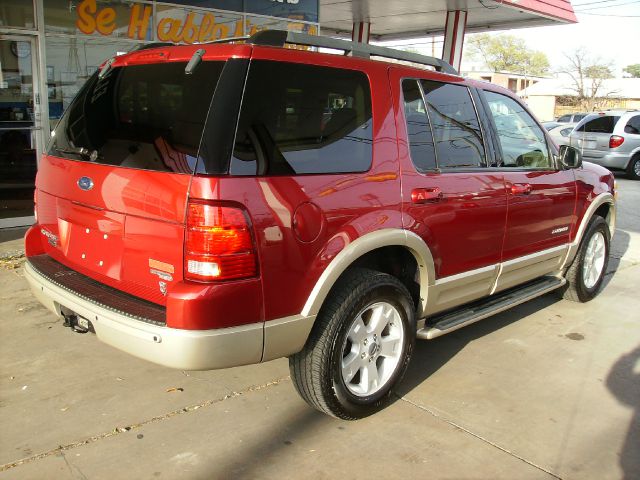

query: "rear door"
xmin=392 ymin=70 xmax=508 ymax=314
xmin=36 ymin=47 xmax=233 ymax=305
xmin=480 ymin=89 xmax=576 ymax=291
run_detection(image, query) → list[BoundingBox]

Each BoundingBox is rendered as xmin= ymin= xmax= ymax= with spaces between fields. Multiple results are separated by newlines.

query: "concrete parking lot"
xmin=1 ymin=176 xmax=638 ymax=480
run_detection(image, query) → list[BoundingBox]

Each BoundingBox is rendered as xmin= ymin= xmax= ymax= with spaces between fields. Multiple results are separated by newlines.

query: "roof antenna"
xmin=185 ymin=49 xmax=206 ymax=75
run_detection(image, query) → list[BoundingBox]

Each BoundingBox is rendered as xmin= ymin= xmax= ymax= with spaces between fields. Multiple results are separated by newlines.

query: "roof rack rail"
xmin=247 ymin=29 xmax=458 ymax=76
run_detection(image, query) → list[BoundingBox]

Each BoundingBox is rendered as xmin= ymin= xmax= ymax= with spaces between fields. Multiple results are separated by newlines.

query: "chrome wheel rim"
xmin=582 ymin=231 xmax=606 ymax=289
xmin=634 ymin=159 xmax=640 ymax=177
xmin=340 ymin=301 xmax=405 ymax=397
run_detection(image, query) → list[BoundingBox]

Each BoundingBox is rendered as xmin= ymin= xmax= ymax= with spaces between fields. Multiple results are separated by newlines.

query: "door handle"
xmin=411 ymin=187 xmax=443 ymax=204
xmin=510 ymin=183 xmax=533 ymax=195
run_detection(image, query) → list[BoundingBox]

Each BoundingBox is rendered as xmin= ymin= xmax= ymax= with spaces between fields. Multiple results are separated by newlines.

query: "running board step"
xmin=416 ymin=276 xmax=565 ymax=340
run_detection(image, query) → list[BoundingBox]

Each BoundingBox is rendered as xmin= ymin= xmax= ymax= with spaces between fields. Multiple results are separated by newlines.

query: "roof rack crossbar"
xmin=248 ymin=30 xmax=458 ymax=75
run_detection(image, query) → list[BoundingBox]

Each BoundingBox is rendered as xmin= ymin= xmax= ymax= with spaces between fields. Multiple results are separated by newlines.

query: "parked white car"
xmin=548 ymin=123 xmax=576 ymax=146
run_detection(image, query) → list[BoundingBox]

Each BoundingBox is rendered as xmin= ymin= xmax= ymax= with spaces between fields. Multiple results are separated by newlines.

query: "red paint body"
xmin=26 ymin=43 xmax=611 ymax=331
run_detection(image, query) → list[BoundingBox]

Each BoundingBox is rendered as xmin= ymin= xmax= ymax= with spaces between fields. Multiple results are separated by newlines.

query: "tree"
xmin=465 ymin=33 xmax=550 ymax=76
xmin=559 ymin=47 xmax=615 ymax=111
xmin=623 ymin=64 xmax=640 ymax=78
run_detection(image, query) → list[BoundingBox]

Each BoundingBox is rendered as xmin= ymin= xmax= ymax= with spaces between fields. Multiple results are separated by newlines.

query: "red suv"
xmin=24 ymin=31 xmax=616 ymax=419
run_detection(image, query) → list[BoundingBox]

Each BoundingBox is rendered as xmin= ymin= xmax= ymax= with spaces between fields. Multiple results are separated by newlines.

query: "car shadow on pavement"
xmin=203 ymin=403 xmax=335 ymax=479
xmin=602 ymin=229 xmax=631 ymax=291
xmin=606 ymin=345 xmax=640 ymax=480
xmin=396 ymin=293 xmax=560 ymax=399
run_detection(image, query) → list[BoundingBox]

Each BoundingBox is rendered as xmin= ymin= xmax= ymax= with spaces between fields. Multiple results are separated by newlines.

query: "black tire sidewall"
xmin=628 ymin=155 xmax=640 ymax=180
xmin=328 ymin=281 xmax=415 ymax=418
xmin=574 ymin=218 xmax=610 ymax=301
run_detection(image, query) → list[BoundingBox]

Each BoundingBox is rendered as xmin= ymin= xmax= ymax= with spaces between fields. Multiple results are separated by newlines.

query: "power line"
xmin=573 ymin=0 xmax=630 ymax=6
xmin=576 ymin=0 xmax=640 ymax=10
xmin=577 ymin=10 xmax=640 ymax=14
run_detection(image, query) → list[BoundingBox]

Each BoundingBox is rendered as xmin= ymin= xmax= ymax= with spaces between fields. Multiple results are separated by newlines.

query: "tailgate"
xmin=36 ymin=156 xmax=189 ymax=304
xmin=35 ymin=49 xmax=232 ymax=305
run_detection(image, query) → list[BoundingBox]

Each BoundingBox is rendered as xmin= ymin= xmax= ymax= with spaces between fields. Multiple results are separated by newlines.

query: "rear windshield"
xmin=48 ymin=61 xmax=224 ymax=174
xmin=576 ymin=115 xmax=620 ymax=134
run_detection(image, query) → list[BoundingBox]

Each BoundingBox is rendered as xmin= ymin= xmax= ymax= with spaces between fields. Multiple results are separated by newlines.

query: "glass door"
xmin=0 ymin=35 xmax=42 ymax=224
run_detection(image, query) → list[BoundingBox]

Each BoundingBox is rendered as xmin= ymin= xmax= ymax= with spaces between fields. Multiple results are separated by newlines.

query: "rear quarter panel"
xmin=191 ymin=49 xmax=402 ymax=321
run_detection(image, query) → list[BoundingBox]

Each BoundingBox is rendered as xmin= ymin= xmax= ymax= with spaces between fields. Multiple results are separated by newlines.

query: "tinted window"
xmin=49 ymin=62 xmax=224 ymax=173
xmin=573 ymin=114 xmax=586 ymax=122
xmin=557 ymin=115 xmax=571 ymax=122
xmin=484 ymin=91 xmax=552 ymax=169
xmin=624 ymin=115 xmax=640 ymax=134
xmin=421 ymin=80 xmax=485 ymax=168
xmin=402 ymin=80 xmax=436 ymax=172
xmin=576 ymin=116 xmax=620 ymax=133
xmin=230 ymin=61 xmax=372 ymax=176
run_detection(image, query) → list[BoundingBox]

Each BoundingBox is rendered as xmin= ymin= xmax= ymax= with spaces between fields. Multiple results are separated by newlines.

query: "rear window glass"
xmin=576 ymin=115 xmax=620 ymax=133
xmin=420 ymin=80 xmax=485 ymax=168
xmin=230 ymin=61 xmax=372 ymax=176
xmin=48 ymin=61 xmax=224 ymax=173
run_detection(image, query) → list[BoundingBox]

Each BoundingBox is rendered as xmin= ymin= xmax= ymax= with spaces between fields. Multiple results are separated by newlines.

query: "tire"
xmin=561 ymin=216 xmax=610 ymax=302
xmin=627 ymin=154 xmax=640 ymax=180
xmin=289 ymin=268 xmax=415 ymax=420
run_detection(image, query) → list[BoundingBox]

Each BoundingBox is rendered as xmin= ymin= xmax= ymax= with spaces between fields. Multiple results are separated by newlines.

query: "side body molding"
xmin=301 ymin=229 xmax=436 ymax=319
xmin=560 ymin=192 xmax=615 ymax=270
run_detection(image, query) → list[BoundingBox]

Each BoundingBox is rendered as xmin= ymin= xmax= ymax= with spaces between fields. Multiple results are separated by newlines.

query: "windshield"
xmin=48 ymin=61 xmax=225 ymax=174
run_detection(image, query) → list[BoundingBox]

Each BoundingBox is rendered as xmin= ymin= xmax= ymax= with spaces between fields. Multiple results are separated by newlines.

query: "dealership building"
xmin=0 ymin=0 xmax=576 ymax=226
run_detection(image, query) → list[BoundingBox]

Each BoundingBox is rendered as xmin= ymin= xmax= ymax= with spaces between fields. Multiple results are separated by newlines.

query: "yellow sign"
xmin=75 ymin=0 xmax=317 ymax=43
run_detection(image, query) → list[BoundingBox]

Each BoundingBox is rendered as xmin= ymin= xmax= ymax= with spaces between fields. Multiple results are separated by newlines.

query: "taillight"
xmin=609 ymin=135 xmax=624 ymax=148
xmin=184 ymin=200 xmax=257 ymax=282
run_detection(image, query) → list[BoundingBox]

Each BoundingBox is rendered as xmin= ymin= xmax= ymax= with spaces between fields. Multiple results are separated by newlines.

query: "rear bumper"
xmin=583 ymin=151 xmax=631 ymax=170
xmin=24 ymin=260 xmax=264 ymax=370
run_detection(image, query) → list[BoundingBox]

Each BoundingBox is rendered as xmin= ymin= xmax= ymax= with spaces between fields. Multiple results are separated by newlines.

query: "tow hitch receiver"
xmin=62 ymin=312 xmax=94 ymax=334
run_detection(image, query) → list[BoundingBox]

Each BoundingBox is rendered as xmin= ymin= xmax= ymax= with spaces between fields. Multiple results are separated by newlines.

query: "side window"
xmin=557 ymin=115 xmax=571 ymax=122
xmin=401 ymin=80 xmax=436 ymax=172
xmin=576 ymin=116 xmax=620 ymax=133
xmin=624 ymin=115 xmax=640 ymax=134
xmin=230 ymin=61 xmax=373 ymax=176
xmin=420 ymin=80 xmax=485 ymax=168
xmin=484 ymin=91 xmax=552 ymax=169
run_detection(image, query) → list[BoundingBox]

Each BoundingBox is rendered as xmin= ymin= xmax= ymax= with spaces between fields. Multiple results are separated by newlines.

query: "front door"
xmin=0 ymin=35 xmax=43 ymax=225
xmin=480 ymin=89 xmax=576 ymax=292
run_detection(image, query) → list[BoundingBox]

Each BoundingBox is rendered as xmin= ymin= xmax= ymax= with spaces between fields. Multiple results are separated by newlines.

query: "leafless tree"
xmin=559 ymin=47 xmax=617 ymax=111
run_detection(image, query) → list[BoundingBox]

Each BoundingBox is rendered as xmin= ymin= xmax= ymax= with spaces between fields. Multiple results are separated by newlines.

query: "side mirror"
xmin=559 ymin=145 xmax=582 ymax=169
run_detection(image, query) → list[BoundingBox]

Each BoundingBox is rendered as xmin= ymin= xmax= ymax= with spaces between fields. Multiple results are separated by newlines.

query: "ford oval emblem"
xmin=77 ymin=176 xmax=94 ymax=191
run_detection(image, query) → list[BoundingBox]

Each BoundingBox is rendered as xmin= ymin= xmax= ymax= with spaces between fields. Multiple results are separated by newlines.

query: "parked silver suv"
xmin=569 ymin=110 xmax=640 ymax=180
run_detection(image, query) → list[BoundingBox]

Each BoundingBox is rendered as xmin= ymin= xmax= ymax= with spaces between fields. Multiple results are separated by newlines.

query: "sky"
xmin=381 ymin=2 xmax=640 ymax=78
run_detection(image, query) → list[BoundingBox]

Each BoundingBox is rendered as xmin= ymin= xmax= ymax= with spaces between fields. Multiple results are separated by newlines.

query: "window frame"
xmin=400 ymin=78 xmax=438 ymax=173
xmin=479 ymin=89 xmax=559 ymax=172
xmin=400 ymin=77 xmax=489 ymax=173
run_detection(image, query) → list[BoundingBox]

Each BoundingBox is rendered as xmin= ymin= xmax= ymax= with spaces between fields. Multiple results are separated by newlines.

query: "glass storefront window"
xmin=155 ymin=5 xmax=242 ymax=42
xmin=246 ymin=15 xmax=318 ymax=37
xmin=46 ymin=37 xmax=139 ymax=122
xmin=45 ymin=0 xmax=153 ymax=39
xmin=0 ymin=37 xmax=37 ymax=219
xmin=245 ymin=0 xmax=318 ymax=23
xmin=0 ymin=0 xmax=35 ymax=30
